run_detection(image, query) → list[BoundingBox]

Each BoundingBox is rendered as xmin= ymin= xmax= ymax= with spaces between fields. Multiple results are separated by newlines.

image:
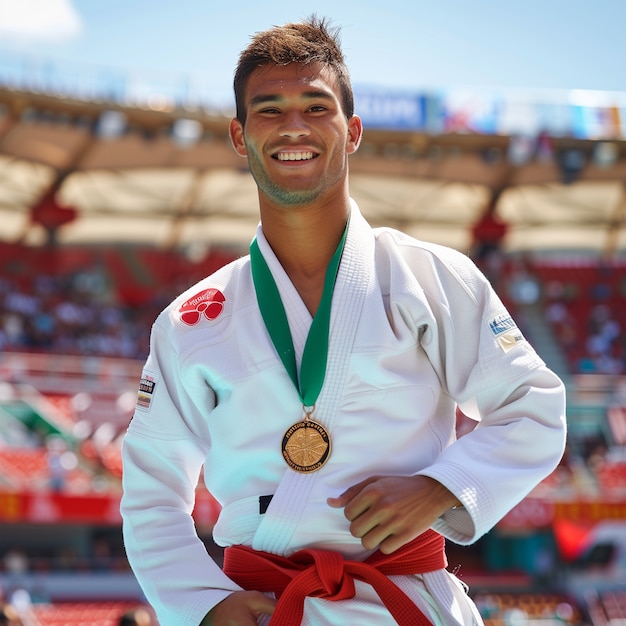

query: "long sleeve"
xmin=424 ymin=363 xmax=566 ymax=543
xmin=381 ymin=232 xmax=567 ymax=544
xmin=120 ymin=322 xmax=242 ymax=626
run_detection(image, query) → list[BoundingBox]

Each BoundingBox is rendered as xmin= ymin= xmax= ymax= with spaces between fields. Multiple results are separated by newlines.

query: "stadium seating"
xmin=474 ymin=592 xmax=583 ymax=625
xmin=0 ymin=446 xmax=94 ymax=492
xmin=531 ymin=258 xmax=625 ymax=375
xmin=31 ymin=601 xmax=154 ymax=626
xmin=3 ymin=243 xmax=626 ymax=626
xmin=0 ymin=448 xmax=51 ymax=489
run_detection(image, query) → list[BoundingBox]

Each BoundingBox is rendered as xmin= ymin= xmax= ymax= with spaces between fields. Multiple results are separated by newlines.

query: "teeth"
xmin=277 ymin=152 xmax=314 ymax=161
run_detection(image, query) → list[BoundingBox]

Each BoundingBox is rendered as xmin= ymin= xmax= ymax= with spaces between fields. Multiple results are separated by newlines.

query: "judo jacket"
xmin=121 ymin=201 xmax=567 ymax=626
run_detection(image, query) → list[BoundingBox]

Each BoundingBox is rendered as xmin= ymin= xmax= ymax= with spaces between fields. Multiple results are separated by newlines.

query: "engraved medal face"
xmin=281 ymin=420 xmax=331 ymax=473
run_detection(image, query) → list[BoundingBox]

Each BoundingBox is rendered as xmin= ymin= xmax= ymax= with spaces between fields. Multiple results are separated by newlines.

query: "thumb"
xmin=251 ymin=592 xmax=277 ymax=616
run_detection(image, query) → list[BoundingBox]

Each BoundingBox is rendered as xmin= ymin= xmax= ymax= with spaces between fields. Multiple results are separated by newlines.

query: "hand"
xmin=200 ymin=590 xmax=276 ymax=625
xmin=327 ymin=475 xmax=460 ymax=555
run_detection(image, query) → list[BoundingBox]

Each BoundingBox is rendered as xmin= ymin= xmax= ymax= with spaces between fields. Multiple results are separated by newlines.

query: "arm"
xmin=417 ymin=249 xmax=567 ymax=544
xmin=121 ymin=322 xmax=242 ymax=626
xmin=331 ymin=244 xmax=566 ymax=551
xmin=424 ymin=364 xmax=566 ymax=543
xmin=328 ymin=367 xmax=565 ymax=553
xmin=328 ymin=474 xmax=460 ymax=554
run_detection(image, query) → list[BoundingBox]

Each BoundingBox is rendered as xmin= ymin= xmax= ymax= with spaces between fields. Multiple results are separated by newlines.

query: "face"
xmin=229 ymin=62 xmax=362 ymax=208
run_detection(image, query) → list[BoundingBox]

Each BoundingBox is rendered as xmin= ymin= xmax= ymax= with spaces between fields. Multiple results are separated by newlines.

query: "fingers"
xmin=328 ymin=476 xmax=396 ymax=550
xmin=352 ymin=519 xmax=389 ymax=551
xmin=378 ymin=528 xmax=418 ymax=555
xmin=327 ymin=476 xmax=380 ymax=508
xmin=327 ymin=475 xmax=452 ymax=554
xmin=344 ymin=483 xmax=400 ymax=550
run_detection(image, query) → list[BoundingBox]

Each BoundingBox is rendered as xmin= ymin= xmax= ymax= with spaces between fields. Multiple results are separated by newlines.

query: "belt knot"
xmin=223 ymin=529 xmax=447 ymax=626
xmin=291 ymin=549 xmax=355 ymax=600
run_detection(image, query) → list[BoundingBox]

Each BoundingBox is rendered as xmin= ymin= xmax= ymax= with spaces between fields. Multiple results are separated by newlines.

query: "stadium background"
xmin=1 ymin=37 xmax=626 ymax=626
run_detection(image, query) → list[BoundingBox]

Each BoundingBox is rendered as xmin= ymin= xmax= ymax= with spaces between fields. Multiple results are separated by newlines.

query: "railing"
xmin=2 ymin=49 xmax=626 ymax=138
xmin=0 ymin=351 xmax=143 ymax=396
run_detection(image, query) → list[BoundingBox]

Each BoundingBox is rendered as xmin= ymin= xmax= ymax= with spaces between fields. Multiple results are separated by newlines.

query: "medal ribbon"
xmin=250 ymin=224 xmax=348 ymax=407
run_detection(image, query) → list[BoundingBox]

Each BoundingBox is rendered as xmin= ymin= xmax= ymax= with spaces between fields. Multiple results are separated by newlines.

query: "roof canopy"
xmin=1 ymin=87 xmax=625 ymax=256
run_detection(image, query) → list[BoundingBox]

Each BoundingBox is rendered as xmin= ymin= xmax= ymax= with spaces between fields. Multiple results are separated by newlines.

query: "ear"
xmin=229 ymin=118 xmax=247 ymax=157
xmin=346 ymin=115 xmax=363 ymax=155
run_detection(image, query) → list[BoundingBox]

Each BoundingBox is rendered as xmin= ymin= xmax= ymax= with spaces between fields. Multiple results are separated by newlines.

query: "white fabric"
xmin=121 ymin=201 xmax=567 ymax=626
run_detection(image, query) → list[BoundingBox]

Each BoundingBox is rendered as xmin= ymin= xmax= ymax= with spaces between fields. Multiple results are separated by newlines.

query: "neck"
xmin=259 ymin=197 xmax=350 ymax=315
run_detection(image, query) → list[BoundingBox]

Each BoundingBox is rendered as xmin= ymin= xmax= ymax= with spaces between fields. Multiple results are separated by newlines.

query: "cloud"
xmin=0 ymin=0 xmax=82 ymax=42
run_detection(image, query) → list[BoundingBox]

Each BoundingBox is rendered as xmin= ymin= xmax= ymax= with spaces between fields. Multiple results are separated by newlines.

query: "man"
xmin=121 ymin=15 xmax=567 ymax=626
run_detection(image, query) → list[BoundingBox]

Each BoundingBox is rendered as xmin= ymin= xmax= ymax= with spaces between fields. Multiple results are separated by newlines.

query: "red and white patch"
xmin=179 ymin=288 xmax=226 ymax=325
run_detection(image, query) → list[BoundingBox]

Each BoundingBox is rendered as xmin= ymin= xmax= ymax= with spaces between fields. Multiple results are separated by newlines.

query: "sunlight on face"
xmin=236 ymin=62 xmax=359 ymax=208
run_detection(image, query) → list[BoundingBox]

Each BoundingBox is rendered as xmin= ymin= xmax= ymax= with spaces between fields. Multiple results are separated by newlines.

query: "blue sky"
xmin=0 ymin=0 xmax=625 ymax=108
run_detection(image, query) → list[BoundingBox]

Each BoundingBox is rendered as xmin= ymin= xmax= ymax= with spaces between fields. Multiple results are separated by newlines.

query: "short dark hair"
xmin=233 ymin=15 xmax=354 ymax=124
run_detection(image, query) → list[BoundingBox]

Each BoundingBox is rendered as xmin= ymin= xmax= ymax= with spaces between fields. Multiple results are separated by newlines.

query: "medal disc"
xmin=282 ymin=419 xmax=331 ymax=473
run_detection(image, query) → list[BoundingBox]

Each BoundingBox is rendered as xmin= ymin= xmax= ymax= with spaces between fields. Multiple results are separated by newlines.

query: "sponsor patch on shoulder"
xmin=179 ymin=288 xmax=225 ymax=326
xmin=489 ymin=315 xmax=525 ymax=353
xmin=136 ymin=371 xmax=158 ymax=411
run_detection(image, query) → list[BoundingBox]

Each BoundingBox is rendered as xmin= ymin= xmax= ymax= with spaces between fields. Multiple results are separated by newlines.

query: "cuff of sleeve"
xmin=417 ymin=461 xmax=496 ymax=544
xmin=433 ymin=506 xmax=476 ymax=545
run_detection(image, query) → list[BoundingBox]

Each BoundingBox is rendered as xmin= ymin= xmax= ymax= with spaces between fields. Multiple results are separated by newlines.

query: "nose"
xmin=279 ymin=111 xmax=311 ymax=139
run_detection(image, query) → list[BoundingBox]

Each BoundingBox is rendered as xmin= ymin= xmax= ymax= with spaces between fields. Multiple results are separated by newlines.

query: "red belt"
xmin=223 ymin=529 xmax=447 ymax=626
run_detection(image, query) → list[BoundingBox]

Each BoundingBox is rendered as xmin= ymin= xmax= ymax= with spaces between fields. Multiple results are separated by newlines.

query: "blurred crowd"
xmin=2 ymin=249 xmax=625 ymax=377
xmin=0 ymin=263 xmax=164 ymax=361
xmin=484 ymin=252 xmax=626 ymax=376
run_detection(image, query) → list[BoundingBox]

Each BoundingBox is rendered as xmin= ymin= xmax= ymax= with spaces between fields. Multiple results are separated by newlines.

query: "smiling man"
xmin=230 ymin=62 xmax=360 ymax=215
xmin=228 ymin=59 xmax=362 ymax=316
xmin=121 ymin=16 xmax=567 ymax=626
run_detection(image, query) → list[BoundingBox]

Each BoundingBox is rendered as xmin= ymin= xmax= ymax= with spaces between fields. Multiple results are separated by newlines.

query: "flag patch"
xmin=137 ymin=371 xmax=158 ymax=411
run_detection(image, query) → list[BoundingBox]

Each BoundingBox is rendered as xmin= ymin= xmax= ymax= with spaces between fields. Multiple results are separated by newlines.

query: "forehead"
xmin=244 ymin=61 xmax=341 ymax=102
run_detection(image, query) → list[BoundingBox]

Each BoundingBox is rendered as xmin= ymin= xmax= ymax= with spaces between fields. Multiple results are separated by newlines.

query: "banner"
xmin=0 ymin=490 xmax=220 ymax=526
xmin=353 ymin=86 xmax=626 ymax=138
xmin=354 ymin=89 xmax=428 ymax=130
xmin=499 ymin=497 xmax=626 ymax=530
xmin=2 ymin=489 xmax=624 ymax=530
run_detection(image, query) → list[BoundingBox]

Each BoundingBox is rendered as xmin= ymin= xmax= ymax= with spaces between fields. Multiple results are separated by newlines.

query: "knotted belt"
xmin=223 ymin=529 xmax=447 ymax=626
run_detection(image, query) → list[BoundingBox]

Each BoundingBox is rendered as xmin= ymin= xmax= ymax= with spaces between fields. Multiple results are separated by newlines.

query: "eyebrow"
xmin=249 ymin=90 xmax=334 ymax=107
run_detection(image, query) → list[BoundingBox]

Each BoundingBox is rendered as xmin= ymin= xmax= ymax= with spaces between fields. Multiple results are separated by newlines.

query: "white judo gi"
xmin=121 ymin=201 xmax=567 ymax=626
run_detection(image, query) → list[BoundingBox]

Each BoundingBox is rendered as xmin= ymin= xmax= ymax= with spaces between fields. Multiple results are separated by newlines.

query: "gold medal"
xmin=282 ymin=417 xmax=331 ymax=473
xmin=251 ymin=228 xmax=348 ymax=475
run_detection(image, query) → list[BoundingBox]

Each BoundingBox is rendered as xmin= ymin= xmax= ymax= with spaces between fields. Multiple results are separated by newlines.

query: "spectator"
xmin=6 ymin=589 xmax=34 ymax=626
xmin=0 ymin=602 xmax=23 ymax=626
xmin=3 ymin=550 xmax=28 ymax=581
xmin=507 ymin=258 xmax=541 ymax=306
xmin=118 ymin=607 xmax=152 ymax=626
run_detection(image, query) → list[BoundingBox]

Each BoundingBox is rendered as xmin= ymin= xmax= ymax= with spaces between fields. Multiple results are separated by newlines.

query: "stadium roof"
xmin=1 ymin=86 xmax=625 ymax=256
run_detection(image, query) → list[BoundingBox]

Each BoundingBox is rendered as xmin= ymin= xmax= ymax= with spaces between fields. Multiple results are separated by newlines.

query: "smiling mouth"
xmin=274 ymin=151 xmax=317 ymax=161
